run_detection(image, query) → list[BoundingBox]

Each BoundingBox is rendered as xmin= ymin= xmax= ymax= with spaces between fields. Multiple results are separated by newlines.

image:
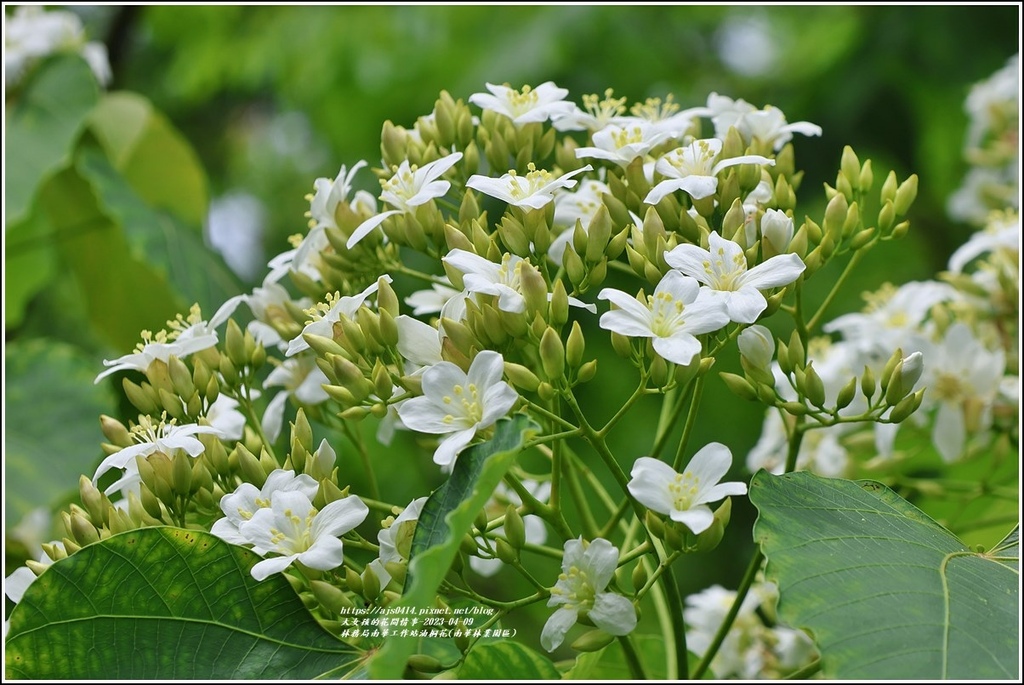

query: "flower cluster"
xmin=4 ymin=5 xmax=111 ymax=91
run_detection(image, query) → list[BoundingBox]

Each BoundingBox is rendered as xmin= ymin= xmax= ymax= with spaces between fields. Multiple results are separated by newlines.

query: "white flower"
xmin=575 ymin=121 xmax=678 ymax=168
xmin=469 ymin=81 xmax=575 ymax=126
xmin=396 ymin=351 xmax=519 ymax=468
xmin=735 ymin=106 xmax=822 ymax=152
xmin=4 ymin=6 xmax=110 ymax=90
xmin=541 ymin=537 xmax=637 ymax=652
xmin=286 ymin=276 xmax=391 ymax=356
xmin=467 ymin=164 xmax=592 ymax=210
xmin=367 ymin=496 xmax=428 ymax=587
xmin=307 ymin=161 xmax=372 ymax=232
xmin=760 ymin=208 xmax=795 ymax=255
xmin=645 ymin=138 xmax=775 ymax=205
xmin=822 ymin=280 xmax=957 ymax=361
xmin=93 ymin=298 xmax=242 ymax=384
xmin=91 ymin=417 xmax=221 ymax=497
xmin=239 ymin=490 xmax=368 ymax=581
xmin=261 ymin=355 xmax=331 ymax=442
xmin=405 ymin=280 xmax=462 ymax=316
xmin=347 ymin=152 xmax=463 ymax=249
xmin=395 ymin=315 xmax=444 ymax=370
xmin=628 ymin=444 xmax=747 ymax=534
xmin=211 ymin=469 xmax=319 ymax=552
xmin=205 ymin=394 xmax=246 ymax=442
xmin=915 ymin=322 xmax=1006 ymax=462
xmin=598 ymin=270 xmax=730 ymax=366
xmin=947 ymin=212 xmax=1020 ymax=273
xmin=442 ymin=249 xmax=597 ymax=315
xmin=551 ymin=89 xmax=628 ymax=132
xmin=706 ymin=92 xmax=757 ymax=140
xmin=664 ymin=231 xmax=805 ymax=324
xmin=738 ymin=324 xmax=775 ymax=372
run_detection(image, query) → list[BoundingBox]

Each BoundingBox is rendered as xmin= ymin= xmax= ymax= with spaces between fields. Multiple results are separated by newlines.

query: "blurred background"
xmin=4 ymin=4 xmax=1020 ymax=654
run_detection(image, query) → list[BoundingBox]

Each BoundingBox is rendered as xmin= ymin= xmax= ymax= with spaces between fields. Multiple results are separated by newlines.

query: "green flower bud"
xmin=576 ymin=359 xmax=599 ymax=384
xmin=218 ymin=356 xmax=239 ymax=387
xmin=787 ymin=331 xmax=805 ymax=371
xmin=858 ymin=159 xmax=874 ymax=193
xmin=361 ymin=565 xmax=381 ymax=601
xmin=565 ymin=321 xmax=586 ymax=370
xmin=861 ymin=365 xmax=877 ymax=402
xmin=888 ymin=388 xmax=925 ymax=423
xmin=549 ymin=280 xmax=570 ymax=327
xmin=407 ymin=655 xmax=444 ymax=674
xmin=840 ymin=146 xmax=861 ymax=189
xmin=563 ymin=244 xmax=587 ymax=288
xmin=79 ymin=474 xmax=109 ymax=526
xmin=498 ymin=215 xmax=531 ymax=257
xmin=540 ymin=327 xmax=566 ymax=382
xmin=841 ymin=201 xmax=861 ymax=239
xmin=158 ymin=388 xmax=186 ymax=421
xmin=518 ymin=260 xmax=548 ymax=316
xmin=495 ymin=537 xmax=519 ymax=564
xmin=879 ymin=347 xmax=904 ymax=394
xmin=345 ymin=567 xmax=363 ymax=595
xmin=223 ymin=319 xmax=247 ymax=370
xmin=894 ymin=174 xmax=919 ymax=216
xmin=586 ymin=205 xmax=613 ymax=263
xmin=890 ymin=220 xmax=910 ymax=240
xmin=803 ymin=363 xmax=826 ymax=408
xmin=720 ymin=372 xmax=759 ymax=402
xmin=236 ymin=444 xmax=267 ymax=489
xmin=880 ymin=169 xmax=898 ymax=205
xmin=99 ymin=415 xmax=132 ymax=447
xmin=571 ymin=629 xmax=617 ymax=653
xmin=504 ymin=504 xmax=526 ymax=550
xmin=780 ymin=401 xmax=810 ymax=415
xmin=644 ymin=510 xmax=665 ymax=539
xmin=885 ymin=351 xmax=923 ymax=406
xmin=835 ymin=376 xmax=858 ymax=411
xmin=166 ymin=355 xmax=196 ymax=400
xmin=372 ymin=360 xmax=394 ymax=401
xmin=503 ymin=362 xmax=541 ymax=393
xmin=537 ymin=381 xmax=556 ymax=401
xmin=631 ymin=560 xmax=648 ymax=592
xmin=70 ymin=507 xmax=99 ymax=546
xmin=823 ymin=193 xmax=848 ymax=242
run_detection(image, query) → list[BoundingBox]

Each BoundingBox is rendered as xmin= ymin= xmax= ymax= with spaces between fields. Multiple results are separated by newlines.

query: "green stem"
xmin=598 ymin=498 xmax=632 ymax=540
xmin=236 ymin=388 xmax=279 ymax=464
xmin=784 ymin=658 xmax=823 ymax=680
xmin=691 ymin=549 xmax=764 ymax=680
xmin=671 ymin=374 xmax=706 ymax=472
xmin=598 ymin=377 xmax=650 ymax=438
xmin=341 ymin=421 xmax=380 ymax=500
xmin=618 ymin=635 xmax=649 ymax=680
xmin=662 ymin=565 xmax=689 ymax=680
xmin=526 ymin=400 xmax=580 ymax=431
xmin=806 ymin=248 xmax=868 ymax=332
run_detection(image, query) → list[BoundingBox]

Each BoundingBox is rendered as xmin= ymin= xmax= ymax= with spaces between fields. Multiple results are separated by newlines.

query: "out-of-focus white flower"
xmin=664 ymin=231 xmax=805 ymax=324
xmin=5 ymin=6 xmax=111 ymax=90
xmin=735 ymin=106 xmax=822 ymax=152
xmin=205 ymin=192 xmax=267 ymax=282
xmin=716 ymin=14 xmax=778 ymax=78
xmin=541 ymin=537 xmax=637 ymax=652
xmin=598 ymin=270 xmax=730 ymax=366
xmin=405 ymin=280 xmax=462 ymax=316
xmin=469 ymin=81 xmax=575 ymax=126
xmin=948 ymin=211 xmax=1020 ymax=273
xmin=628 ymin=444 xmax=747 ymax=534
xmin=467 ymin=164 xmax=592 ymax=210
xmin=469 ymin=480 xmax=551 ymax=577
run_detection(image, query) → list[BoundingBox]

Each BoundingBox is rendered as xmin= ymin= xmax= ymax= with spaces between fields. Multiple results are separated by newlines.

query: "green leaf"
xmin=368 ymin=414 xmax=538 ymax=679
xmin=4 ymin=209 xmax=57 ymax=330
xmin=458 ymin=640 xmax=561 ymax=680
xmin=3 ymin=338 xmax=116 ymax=522
xmin=5 ymin=54 xmax=99 ymax=225
xmin=40 ymin=166 xmax=183 ymax=351
xmin=750 ymin=470 xmax=1019 ymax=680
xmin=76 ymin=145 xmax=241 ymax=315
xmin=5 ymin=527 xmax=361 ymax=679
xmin=88 ymin=92 xmax=209 ymax=227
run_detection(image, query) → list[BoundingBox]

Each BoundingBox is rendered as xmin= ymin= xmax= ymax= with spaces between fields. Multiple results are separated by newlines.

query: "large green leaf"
xmin=76 ymin=145 xmax=242 ymax=315
xmin=561 ymin=636 xmax=709 ymax=680
xmin=5 ymin=527 xmax=362 ymax=679
xmin=3 ymin=339 xmax=115 ymax=522
xmin=88 ymin=92 xmax=209 ymax=227
xmin=750 ymin=470 xmax=1019 ymax=680
xmin=4 ymin=208 xmax=57 ymax=330
xmin=458 ymin=640 xmax=561 ymax=680
xmin=5 ymin=54 xmax=99 ymax=225
xmin=368 ymin=414 xmax=538 ymax=679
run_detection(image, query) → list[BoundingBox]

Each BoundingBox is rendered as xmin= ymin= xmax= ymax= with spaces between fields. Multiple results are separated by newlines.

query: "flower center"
xmin=442 ymin=383 xmax=483 ymax=425
xmin=933 ymin=373 xmax=965 ymax=401
xmin=506 ymin=85 xmax=540 ymax=116
xmin=611 ymin=124 xmax=646 ymax=149
xmin=669 ymin=472 xmax=700 ymax=510
xmin=703 ymin=247 xmax=748 ymax=291
xmin=647 ymin=291 xmax=686 ymax=337
xmin=552 ymin=564 xmax=596 ymax=608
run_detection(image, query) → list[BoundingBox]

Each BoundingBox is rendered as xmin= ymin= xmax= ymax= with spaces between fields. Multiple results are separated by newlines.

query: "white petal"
xmin=664 ymin=244 xmax=714 ymax=285
xmin=933 ymin=401 xmax=966 ymax=462
xmin=297 ymin=535 xmax=346 ymax=571
xmin=5 ymin=566 xmax=37 ymax=603
xmin=581 ymin=537 xmax=620 ymax=590
xmin=683 ymin=442 xmax=734 ymax=490
xmin=740 ymin=253 xmax=806 ymax=290
xmin=397 ymin=396 xmax=463 ymax=434
xmin=653 ymin=334 xmax=702 ymax=366
xmin=670 ymin=506 xmax=715 ymax=534
xmin=312 ymin=496 xmax=369 ymax=538
xmin=540 ymin=607 xmax=579 ymax=652
xmin=467 ymin=350 xmax=505 ymax=388
xmin=250 ymin=554 xmax=296 ymax=581
xmin=722 ymin=288 xmax=769 ymax=324
xmin=590 ymin=593 xmax=638 ymax=636
xmin=433 ymin=428 xmax=476 ymax=467
xmin=347 ymin=210 xmax=399 ymax=249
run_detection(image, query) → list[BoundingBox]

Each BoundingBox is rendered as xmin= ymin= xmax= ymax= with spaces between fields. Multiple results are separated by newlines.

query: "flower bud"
xmin=802 ymin=363 xmax=826 ymax=408
xmin=311 ymin=579 xmax=356 ymax=613
xmin=840 ymin=146 xmax=861 ymax=189
xmin=122 ymin=378 xmax=159 ymax=415
xmin=841 ymin=201 xmax=861 ymax=239
xmin=235 ymin=444 xmax=267 ymax=489
xmin=787 ymin=331 xmax=805 ymax=371
xmin=540 ymin=327 xmax=566 ymax=382
xmin=888 ymin=388 xmax=925 ymax=423
xmin=823 ymin=193 xmax=848 ymax=242
xmin=70 ymin=507 xmax=99 ymax=546
xmin=720 ymin=372 xmax=758 ymax=402
xmin=576 ymin=359 xmax=598 ymax=384
xmin=879 ymin=347 xmax=904 ymax=394
xmin=738 ymin=325 xmax=775 ymax=373
xmin=894 ymin=174 xmax=918 ymax=216
xmin=885 ymin=351 xmax=923 ymax=406
xmin=345 ymin=567 xmax=363 ymax=595
xmin=504 ymin=504 xmax=526 ymax=550
xmin=361 ymin=565 xmax=381 ymax=601
xmin=495 ymin=537 xmax=519 ymax=564
xmin=407 ymin=655 xmax=444 ymax=674
xmin=172 ymin=451 xmax=193 ymax=495
xmin=644 ymin=510 xmax=665 ymax=539
xmin=631 ymin=560 xmax=648 ymax=592
xmin=835 ymin=376 xmax=858 ymax=411
xmin=760 ymin=209 xmax=794 ymax=258
xmin=860 ymin=365 xmax=877 ymax=402
xmin=858 ymin=159 xmax=873 ymax=193
xmin=610 ymin=331 xmax=633 ymax=359
xmin=571 ymin=629 xmax=617 ymax=653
